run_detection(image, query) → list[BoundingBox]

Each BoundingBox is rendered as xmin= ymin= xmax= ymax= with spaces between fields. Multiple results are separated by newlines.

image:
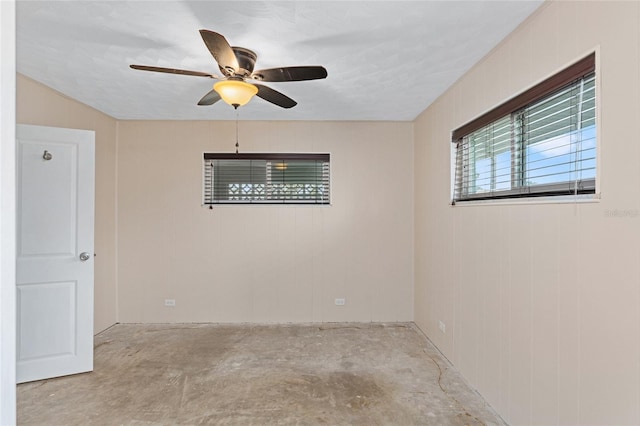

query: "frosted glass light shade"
xmin=213 ymin=80 xmax=258 ymax=107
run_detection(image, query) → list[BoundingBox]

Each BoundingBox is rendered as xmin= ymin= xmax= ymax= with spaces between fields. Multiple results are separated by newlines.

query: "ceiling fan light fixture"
xmin=213 ymin=80 xmax=258 ymax=108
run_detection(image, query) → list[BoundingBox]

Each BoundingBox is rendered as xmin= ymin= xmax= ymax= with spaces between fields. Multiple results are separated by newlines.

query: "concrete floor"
xmin=18 ymin=323 xmax=505 ymax=425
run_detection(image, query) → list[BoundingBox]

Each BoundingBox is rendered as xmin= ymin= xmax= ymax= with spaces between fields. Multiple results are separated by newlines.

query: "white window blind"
xmin=203 ymin=153 xmax=330 ymax=204
xmin=453 ymin=54 xmax=596 ymax=202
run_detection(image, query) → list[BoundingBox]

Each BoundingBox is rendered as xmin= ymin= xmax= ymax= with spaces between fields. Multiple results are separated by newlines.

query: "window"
xmin=452 ymin=53 xmax=596 ymax=202
xmin=203 ymin=153 xmax=330 ymax=205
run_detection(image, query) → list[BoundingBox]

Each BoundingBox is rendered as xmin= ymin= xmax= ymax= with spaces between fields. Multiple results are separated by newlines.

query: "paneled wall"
xmin=414 ymin=2 xmax=640 ymax=424
xmin=16 ymin=74 xmax=414 ymax=328
xmin=117 ymin=120 xmax=414 ymax=323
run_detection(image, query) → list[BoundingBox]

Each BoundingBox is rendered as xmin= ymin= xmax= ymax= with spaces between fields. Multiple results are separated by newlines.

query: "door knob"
xmin=79 ymin=252 xmax=91 ymax=261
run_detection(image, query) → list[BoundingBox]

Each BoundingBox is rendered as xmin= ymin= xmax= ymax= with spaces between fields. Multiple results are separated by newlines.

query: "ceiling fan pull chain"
xmin=235 ymin=108 xmax=240 ymax=154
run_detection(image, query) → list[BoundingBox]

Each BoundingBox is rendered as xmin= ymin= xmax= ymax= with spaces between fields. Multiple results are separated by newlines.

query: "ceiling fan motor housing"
xmin=226 ymin=47 xmax=257 ymax=77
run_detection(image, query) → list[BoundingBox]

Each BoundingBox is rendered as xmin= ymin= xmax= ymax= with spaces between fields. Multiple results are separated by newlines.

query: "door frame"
xmin=0 ymin=0 xmax=17 ymax=424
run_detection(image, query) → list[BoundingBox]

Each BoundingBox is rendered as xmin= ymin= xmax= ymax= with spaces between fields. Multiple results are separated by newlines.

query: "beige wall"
xmin=117 ymin=120 xmax=414 ymax=323
xmin=16 ymin=74 xmax=118 ymax=334
xmin=414 ymin=1 xmax=640 ymax=424
xmin=15 ymin=73 xmax=414 ymax=328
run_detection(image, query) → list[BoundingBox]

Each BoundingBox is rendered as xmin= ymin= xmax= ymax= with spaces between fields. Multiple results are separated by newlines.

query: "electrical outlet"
xmin=439 ymin=321 xmax=446 ymax=334
xmin=164 ymin=299 xmax=176 ymax=307
xmin=335 ymin=298 xmax=346 ymax=306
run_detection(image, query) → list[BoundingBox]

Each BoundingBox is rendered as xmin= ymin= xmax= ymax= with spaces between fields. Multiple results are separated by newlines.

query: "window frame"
xmin=203 ymin=152 xmax=331 ymax=206
xmin=451 ymin=52 xmax=597 ymax=204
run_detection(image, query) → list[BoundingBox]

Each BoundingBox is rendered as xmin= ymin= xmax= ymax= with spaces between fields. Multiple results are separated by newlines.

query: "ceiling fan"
xmin=130 ymin=29 xmax=328 ymax=109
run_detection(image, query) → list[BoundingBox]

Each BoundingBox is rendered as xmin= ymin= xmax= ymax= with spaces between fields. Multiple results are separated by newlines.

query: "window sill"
xmin=451 ymin=193 xmax=600 ymax=207
xmin=202 ymin=203 xmax=333 ymax=208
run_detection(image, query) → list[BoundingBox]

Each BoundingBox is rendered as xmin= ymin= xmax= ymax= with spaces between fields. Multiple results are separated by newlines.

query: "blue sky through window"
xmin=470 ymin=124 xmax=595 ymax=193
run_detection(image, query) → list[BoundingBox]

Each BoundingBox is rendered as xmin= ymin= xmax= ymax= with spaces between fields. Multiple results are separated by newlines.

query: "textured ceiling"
xmin=16 ymin=1 xmax=543 ymax=121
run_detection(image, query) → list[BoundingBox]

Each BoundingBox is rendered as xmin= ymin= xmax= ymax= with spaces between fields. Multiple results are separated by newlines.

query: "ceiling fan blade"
xmin=252 ymin=66 xmax=328 ymax=82
xmin=197 ymin=89 xmax=221 ymax=106
xmin=130 ymin=65 xmax=218 ymax=79
xmin=255 ymin=84 xmax=297 ymax=109
xmin=199 ymin=30 xmax=239 ymax=74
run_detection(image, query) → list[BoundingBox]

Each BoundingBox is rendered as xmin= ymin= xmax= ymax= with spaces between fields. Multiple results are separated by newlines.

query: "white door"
xmin=16 ymin=124 xmax=95 ymax=384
